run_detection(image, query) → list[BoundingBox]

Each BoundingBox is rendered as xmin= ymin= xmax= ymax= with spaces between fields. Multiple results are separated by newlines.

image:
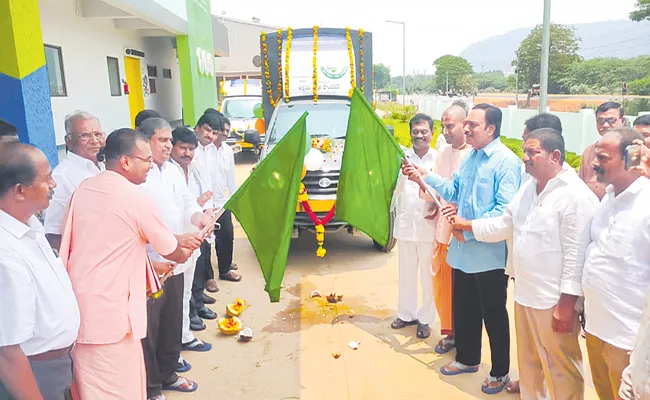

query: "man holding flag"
xmin=390 ymin=113 xmax=438 ymax=339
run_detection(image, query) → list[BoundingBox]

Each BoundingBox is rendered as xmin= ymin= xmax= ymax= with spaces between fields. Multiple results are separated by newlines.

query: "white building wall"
xmin=39 ymin=0 xmax=181 ymax=148
xmin=149 ymin=0 xmax=187 ymax=22
xmin=142 ymin=37 xmax=183 ymax=124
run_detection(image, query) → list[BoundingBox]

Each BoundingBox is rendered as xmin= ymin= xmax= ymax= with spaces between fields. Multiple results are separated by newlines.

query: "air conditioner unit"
xmin=124 ymin=48 xmax=146 ymax=58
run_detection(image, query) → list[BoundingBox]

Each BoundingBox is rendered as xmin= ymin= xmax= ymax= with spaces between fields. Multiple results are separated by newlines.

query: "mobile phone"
xmin=624 ymin=144 xmax=641 ymax=170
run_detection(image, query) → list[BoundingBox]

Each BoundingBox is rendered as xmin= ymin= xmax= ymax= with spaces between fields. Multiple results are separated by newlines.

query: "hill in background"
xmin=460 ymin=19 xmax=650 ymax=72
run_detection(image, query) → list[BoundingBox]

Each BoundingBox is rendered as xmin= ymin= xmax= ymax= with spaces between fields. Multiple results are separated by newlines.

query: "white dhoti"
xmin=397 ymin=240 xmax=437 ymax=325
xmin=180 ymin=252 xmax=198 ymax=344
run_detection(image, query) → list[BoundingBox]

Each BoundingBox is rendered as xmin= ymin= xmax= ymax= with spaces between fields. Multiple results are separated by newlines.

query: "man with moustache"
xmin=0 ymin=142 xmax=80 ymax=400
xmin=452 ymin=129 xmax=598 ymax=399
xmin=391 ymin=113 xmax=438 ymax=339
xmin=581 ymin=128 xmax=650 ymax=400
xmin=210 ymin=116 xmax=241 ymax=283
xmin=189 ymin=112 xmax=222 ymax=331
xmin=403 ymin=104 xmax=521 ymax=394
xmin=579 ymin=102 xmax=626 ymax=200
xmin=138 ymin=118 xmax=212 ymax=397
xmin=45 ymin=111 xmax=105 ymax=251
xmin=60 ymin=128 xmax=198 ymax=399
xmin=169 ymin=126 xmax=213 ymax=354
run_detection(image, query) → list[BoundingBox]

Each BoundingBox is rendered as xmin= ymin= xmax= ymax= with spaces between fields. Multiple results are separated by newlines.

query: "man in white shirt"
xmin=582 ymin=128 xmax=650 ymax=400
xmin=391 ymin=113 xmax=438 ymax=339
xmin=620 ymin=287 xmax=650 ymax=400
xmin=520 ymin=113 xmax=563 ymax=186
xmin=191 ymin=112 xmax=221 ymax=305
xmin=44 ymin=111 xmax=105 ymax=250
xmin=451 ymin=129 xmax=599 ymax=399
xmin=138 ymin=118 xmax=212 ymax=398
xmin=170 ymin=126 xmax=214 ymax=354
xmin=0 ymin=142 xmax=80 ymax=400
xmin=212 ymin=117 xmax=242 ymax=282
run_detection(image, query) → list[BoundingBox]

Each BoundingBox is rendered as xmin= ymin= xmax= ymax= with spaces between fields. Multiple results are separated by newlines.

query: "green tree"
xmin=561 ymin=56 xmax=650 ymax=94
xmin=630 ymin=0 xmax=650 ymax=21
xmin=513 ymin=23 xmax=582 ymax=96
xmin=456 ymin=75 xmax=476 ymax=94
xmin=373 ymin=63 xmax=391 ymax=89
xmin=474 ymin=70 xmax=508 ymax=91
xmin=433 ymin=55 xmax=473 ymax=93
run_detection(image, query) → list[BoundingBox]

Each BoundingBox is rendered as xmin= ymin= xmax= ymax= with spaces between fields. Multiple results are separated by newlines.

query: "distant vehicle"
xmin=530 ymin=84 xmax=540 ymax=97
xmin=221 ymin=95 xmax=264 ymax=156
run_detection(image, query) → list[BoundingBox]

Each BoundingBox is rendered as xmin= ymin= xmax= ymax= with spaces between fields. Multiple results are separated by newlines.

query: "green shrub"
xmin=501 ymin=136 xmax=581 ymax=171
xmin=623 ymin=98 xmax=650 ymax=116
xmin=628 ymin=76 xmax=650 ymax=96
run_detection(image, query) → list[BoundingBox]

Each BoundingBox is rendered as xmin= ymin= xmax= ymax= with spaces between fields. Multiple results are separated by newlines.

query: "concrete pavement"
xmin=166 ymin=155 xmax=600 ymax=400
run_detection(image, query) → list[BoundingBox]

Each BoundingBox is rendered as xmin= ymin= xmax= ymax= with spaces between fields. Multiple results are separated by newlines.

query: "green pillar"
xmin=177 ymin=0 xmax=218 ymax=126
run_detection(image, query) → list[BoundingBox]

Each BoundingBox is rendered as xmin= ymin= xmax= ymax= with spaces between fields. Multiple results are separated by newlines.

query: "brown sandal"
xmin=505 ymin=380 xmax=520 ymax=394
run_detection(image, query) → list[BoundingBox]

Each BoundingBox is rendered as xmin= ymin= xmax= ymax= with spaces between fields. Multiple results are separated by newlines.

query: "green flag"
xmin=335 ymin=88 xmax=405 ymax=247
xmin=224 ymin=113 xmax=308 ymax=302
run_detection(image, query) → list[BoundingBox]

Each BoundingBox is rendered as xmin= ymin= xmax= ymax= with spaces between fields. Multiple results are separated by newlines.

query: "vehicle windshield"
xmin=222 ymin=98 xmax=261 ymax=119
xmin=267 ymin=102 xmax=351 ymax=144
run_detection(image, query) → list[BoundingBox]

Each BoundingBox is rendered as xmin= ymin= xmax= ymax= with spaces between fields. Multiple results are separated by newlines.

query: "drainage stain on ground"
xmin=262 ymin=283 xmax=395 ymax=334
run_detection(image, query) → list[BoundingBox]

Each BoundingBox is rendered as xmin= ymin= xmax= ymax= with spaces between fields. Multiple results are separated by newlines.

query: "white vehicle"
xmin=221 ymin=95 xmax=264 ymax=155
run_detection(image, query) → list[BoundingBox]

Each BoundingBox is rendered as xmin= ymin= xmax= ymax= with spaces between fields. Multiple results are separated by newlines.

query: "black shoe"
xmin=198 ymin=306 xmax=217 ymax=320
xmin=202 ymin=293 xmax=216 ymax=304
xmin=190 ymin=315 xmax=206 ymax=331
xmin=417 ymin=323 xmax=431 ymax=339
xmin=390 ymin=318 xmax=418 ymax=330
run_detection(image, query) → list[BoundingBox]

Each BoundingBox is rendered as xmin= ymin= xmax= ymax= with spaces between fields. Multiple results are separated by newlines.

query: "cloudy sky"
xmin=212 ymin=0 xmax=639 ymax=75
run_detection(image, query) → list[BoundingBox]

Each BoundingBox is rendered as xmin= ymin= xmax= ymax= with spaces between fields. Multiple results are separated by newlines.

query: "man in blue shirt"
xmin=403 ymin=103 xmax=521 ymax=395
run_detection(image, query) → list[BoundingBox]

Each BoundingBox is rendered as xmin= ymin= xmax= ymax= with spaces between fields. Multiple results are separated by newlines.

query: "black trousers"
xmin=453 ymin=268 xmax=510 ymax=377
xmin=142 ymin=273 xmax=184 ymax=397
xmin=190 ymin=240 xmax=213 ymax=315
xmin=214 ymin=210 xmax=234 ymax=275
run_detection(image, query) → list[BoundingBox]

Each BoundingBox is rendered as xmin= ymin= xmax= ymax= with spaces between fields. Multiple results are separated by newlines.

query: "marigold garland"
xmin=276 ymin=29 xmax=283 ymax=103
xmin=298 ymin=182 xmax=336 ymax=257
xmin=312 ymin=26 xmax=319 ymax=102
xmin=261 ymin=33 xmax=277 ymax=107
xmin=345 ymin=27 xmax=356 ymax=98
xmin=284 ymin=27 xmax=293 ymax=103
xmin=359 ymin=29 xmax=365 ymax=94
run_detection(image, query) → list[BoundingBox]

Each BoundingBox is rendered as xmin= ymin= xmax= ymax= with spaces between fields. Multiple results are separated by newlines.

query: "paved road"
xmin=476 ymin=93 xmax=650 ymax=101
xmin=168 ymin=154 xmax=600 ymax=400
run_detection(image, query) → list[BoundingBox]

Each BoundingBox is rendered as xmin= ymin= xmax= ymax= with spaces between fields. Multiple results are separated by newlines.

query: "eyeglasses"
xmin=597 ymin=117 xmax=620 ymax=126
xmin=76 ymin=131 xmax=106 ymax=141
xmin=128 ymin=155 xmax=154 ymax=164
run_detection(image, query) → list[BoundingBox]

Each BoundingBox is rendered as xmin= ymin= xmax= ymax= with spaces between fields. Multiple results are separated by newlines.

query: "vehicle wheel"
xmin=373 ymin=210 xmax=397 ymax=252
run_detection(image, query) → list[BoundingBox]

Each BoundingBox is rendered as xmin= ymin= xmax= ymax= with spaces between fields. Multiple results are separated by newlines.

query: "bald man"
xmin=427 ymin=104 xmax=472 ymax=355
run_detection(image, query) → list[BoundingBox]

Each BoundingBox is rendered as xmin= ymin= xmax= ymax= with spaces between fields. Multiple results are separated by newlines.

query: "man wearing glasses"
xmin=578 ymin=102 xmax=625 ymax=200
xmin=45 ymin=111 xmax=106 ymax=251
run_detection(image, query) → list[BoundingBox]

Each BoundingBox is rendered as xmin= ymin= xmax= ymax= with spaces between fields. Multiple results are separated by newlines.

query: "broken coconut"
xmin=310 ymin=290 xmax=322 ymax=298
xmin=348 ymin=341 xmax=360 ymax=350
xmin=237 ymin=327 xmax=253 ymax=342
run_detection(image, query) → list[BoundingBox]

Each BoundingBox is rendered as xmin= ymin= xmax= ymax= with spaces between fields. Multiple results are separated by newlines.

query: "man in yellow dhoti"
xmin=430 ymin=104 xmax=471 ymax=354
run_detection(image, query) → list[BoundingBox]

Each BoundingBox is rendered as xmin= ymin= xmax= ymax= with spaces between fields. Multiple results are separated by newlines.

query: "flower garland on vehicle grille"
xmin=298 ymin=182 xmax=336 ymax=257
xmin=345 ymin=27 xmax=356 ymax=98
xmin=284 ymin=27 xmax=293 ymax=103
xmin=359 ymin=29 xmax=365 ymax=94
xmin=312 ymin=26 xmax=319 ymax=102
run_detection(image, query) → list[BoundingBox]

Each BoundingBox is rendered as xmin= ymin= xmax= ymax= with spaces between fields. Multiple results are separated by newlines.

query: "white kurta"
xmin=392 ymin=147 xmax=437 ymax=325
